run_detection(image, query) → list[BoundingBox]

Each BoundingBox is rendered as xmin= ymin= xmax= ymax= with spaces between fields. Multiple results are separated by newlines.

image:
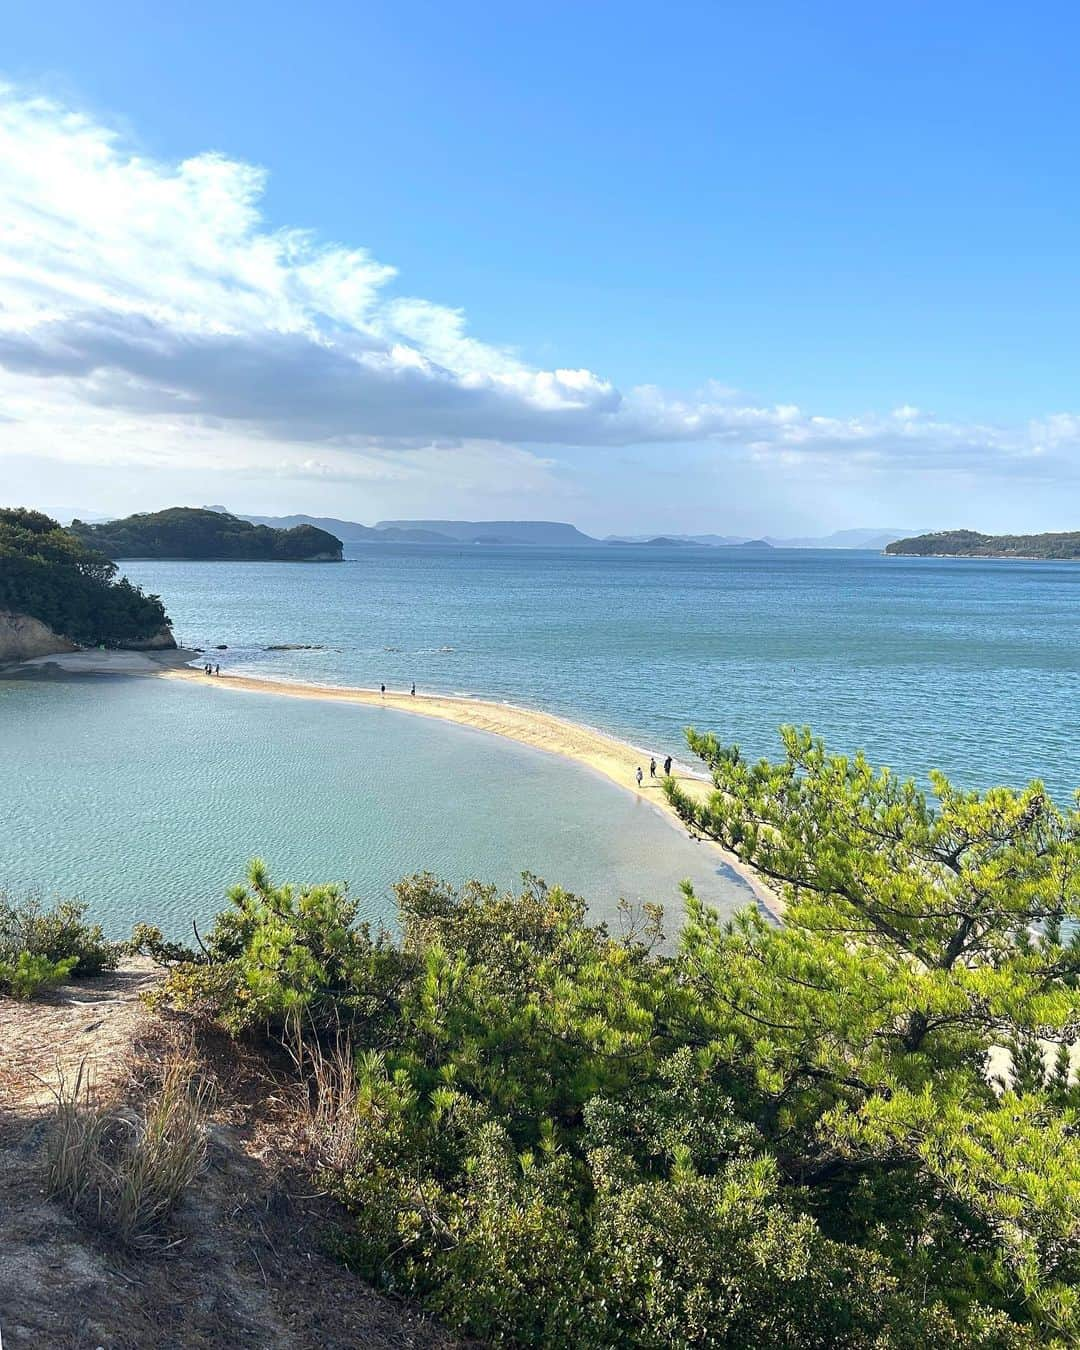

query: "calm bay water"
xmin=0 ymin=675 xmax=755 ymax=939
xmin=1 ymin=544 xmax=1076 ymax=938
xmin=125 ymin=543 xmax=1079 ymax=799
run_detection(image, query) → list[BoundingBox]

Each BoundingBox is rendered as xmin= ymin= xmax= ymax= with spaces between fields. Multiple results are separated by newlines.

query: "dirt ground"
xmin=0 ymin=961 xmax=453 ymax=1349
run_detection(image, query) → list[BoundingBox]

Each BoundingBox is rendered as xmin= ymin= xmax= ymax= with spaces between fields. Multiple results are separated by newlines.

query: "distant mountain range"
xmin=374 ymin=519 xmax=597 ymax=547
xmin=208 ymin=511 xmax=921 ymax=551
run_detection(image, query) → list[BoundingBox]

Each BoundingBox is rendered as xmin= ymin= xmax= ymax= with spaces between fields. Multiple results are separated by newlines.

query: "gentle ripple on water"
xmin=0 ymin=675 xmax=755 ymax=939
xmin=119 ymin=544 xmax=1080 ymax=802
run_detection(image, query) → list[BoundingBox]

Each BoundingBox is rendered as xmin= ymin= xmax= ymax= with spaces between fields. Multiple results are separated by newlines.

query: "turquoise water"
xmin=122 ymin=544 xmax=1079 ymax=800
xmin=2 ymin=544 xmax=1076 ymax=939
xmin=0 ymin=675 xmax=755 ymax=939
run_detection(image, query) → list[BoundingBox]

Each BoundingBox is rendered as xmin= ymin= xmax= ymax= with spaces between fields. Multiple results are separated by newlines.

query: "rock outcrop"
xmin=0 ymin=611 xmax=178 ymax=662
xmin=115 ymin=625 xmax=178 ymax=651
xmin=0 ymin=611 xmax=79 ymax=663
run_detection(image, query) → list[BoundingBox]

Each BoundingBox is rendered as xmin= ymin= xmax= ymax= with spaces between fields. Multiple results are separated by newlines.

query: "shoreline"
xmin=161 ymin=665 xmax=783 ymax=919
xmin=2 ymin=647 xmax=782 ymax=919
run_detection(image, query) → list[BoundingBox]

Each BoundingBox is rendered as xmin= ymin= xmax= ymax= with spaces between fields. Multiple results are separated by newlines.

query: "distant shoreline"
xmin=885 ymin=551 xmax=1077 ymax=562
xmin=160 ymin=665 xmax=784 ymax=919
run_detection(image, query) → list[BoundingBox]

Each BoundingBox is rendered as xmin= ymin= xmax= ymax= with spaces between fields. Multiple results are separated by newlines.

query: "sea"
xmin=1 ymin=544 xmax=1076 ymax=939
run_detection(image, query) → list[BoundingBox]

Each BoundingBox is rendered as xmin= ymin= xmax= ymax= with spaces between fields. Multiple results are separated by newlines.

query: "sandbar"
xmin=161 ymin=665 xmax=782 ymax=917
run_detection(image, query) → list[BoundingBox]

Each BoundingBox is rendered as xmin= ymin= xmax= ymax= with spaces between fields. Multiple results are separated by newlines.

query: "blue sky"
xmin=2 ymin=2 xmax=1078 ymax=533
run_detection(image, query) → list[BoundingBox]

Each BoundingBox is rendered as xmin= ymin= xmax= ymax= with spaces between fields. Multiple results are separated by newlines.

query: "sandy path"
xmin=162 ymin=666 xmax=781 ymax=916
xmin=0 ymin=958 xmax=162 ymax=1113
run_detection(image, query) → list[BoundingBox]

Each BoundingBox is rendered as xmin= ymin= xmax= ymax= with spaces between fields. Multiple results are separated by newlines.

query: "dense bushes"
xmin=0 ymin=893 xmax=120 ymax=997
xmin=151 ymin=716 xmax=1080 ymax=1350
xmin=0 ymin=507 xmax=169 ymax=645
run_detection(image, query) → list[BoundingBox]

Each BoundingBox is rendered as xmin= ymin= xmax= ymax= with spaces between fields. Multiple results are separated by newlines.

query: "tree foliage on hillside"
xmin=0 ymin=507 xmax=170 ymax=645
xmin=69 ymin=507 xmax=343 ymax=560
xmin=148 ymin=731 xmax=1080 ymax=1346
xmin=886 ymin=529 xmax=1080 ymax=559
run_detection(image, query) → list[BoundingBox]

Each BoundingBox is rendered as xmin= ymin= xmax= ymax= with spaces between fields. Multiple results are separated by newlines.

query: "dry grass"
xmin=45 ymin=1051 xmax=213 ymax=1249
xmin=288 ymin=1027 xmax=363 ymax=1178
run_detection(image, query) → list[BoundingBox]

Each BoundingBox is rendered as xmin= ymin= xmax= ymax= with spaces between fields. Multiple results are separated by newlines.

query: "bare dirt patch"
xmin=0 ymin=962 xmax=452 ymax=1349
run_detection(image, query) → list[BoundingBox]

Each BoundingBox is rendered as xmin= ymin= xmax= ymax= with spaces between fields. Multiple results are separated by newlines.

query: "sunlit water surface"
xmin=0 ymin=675 xmax=754 ymax=938
xmin=3 ymin=544 xmax=1076 ymax=937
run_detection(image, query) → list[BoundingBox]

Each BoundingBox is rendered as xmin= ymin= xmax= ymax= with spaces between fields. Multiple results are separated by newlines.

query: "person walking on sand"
xmin=380 ymin=683 xmax=386 ymax=695
xmin=663 ymin=754 xmax=672 ymax=777
xmin=215 ymin=663 xmax=220 ymax=676
xmin=636 ymin=766 xmax=643 ymax=788
xmin=411 ymin=682 xmax=416 ymax=696
xmin=650 ymin=756 xmax=657 ymax=778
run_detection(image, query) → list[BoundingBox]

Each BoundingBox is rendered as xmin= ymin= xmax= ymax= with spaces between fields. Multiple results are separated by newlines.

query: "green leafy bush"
xmin=0 ymin=950 xmax=77 ymax=998
xmin=151 ymin=859 xmax=402 ymax=1035
xmin=0 ymin=893 xmax=120 ymax=977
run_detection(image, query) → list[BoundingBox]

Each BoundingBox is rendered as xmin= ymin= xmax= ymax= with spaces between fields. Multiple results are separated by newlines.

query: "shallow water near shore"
xmin=0 ymin=674 xmax=754 ymax=939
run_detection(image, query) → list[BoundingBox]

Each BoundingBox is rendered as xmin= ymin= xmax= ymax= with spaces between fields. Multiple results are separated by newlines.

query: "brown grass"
xmin=45 ymin=1051 xmax=213 ymax=1249
xmin=288 ymin=1027 xmax=364 ymax=1179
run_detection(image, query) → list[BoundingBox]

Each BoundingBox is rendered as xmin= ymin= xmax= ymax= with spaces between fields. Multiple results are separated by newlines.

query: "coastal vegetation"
xmin=885 ymin=528 xmax=1080 ymax=559
xmin=46 ymin=1053 xmax=213 ymax=1249
xmin=0 ymin=892 xmax=118 ymax=997
xmin=69 ymin=506 xmax=344 ymax=561
xmin=114 ymin=727 xmax=1080 ymax=1347
xmin=0 ymin=507 xmax=171 ymax=648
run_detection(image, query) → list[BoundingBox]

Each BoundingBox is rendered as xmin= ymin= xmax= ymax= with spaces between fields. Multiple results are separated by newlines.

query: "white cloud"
xmin=0 ymin=81 xmax=1077 ymax=494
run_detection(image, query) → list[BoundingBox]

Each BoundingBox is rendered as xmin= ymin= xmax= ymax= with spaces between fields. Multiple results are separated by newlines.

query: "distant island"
xmin=604 ymin=536 xmax=774 ymax=549
xmin=0 ymin=507 xmax=174 ymax=660
xmin=885 ymin=529 xmax=1080 ymax=561
xmin=71 ymin=508 xmax=343 ymax=561
xmin=373 ymin=518 xmax=598 ymax=547
xmin=605 ymin=535 xmax=704 ymax=548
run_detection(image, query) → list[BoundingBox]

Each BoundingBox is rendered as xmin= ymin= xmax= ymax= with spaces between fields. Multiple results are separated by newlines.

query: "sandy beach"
xmin=161 ymin=664 xmax=782 ymax=916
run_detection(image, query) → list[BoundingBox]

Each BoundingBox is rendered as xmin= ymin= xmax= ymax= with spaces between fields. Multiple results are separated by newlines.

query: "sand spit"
xmin=162 ymin=665 xmax=782 ymax=917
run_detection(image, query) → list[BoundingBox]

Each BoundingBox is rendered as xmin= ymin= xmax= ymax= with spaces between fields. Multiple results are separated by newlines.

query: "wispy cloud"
xmin=0 ymin=83 xmax=1077 ymax=486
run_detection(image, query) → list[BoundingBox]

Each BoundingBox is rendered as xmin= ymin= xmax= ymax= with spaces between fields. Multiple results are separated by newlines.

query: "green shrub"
xmin=153 ymin=858 xmax=403 ymax=1035
xmin=123 ymin=922 xmax=197 ymax=966
xmin=0 ymin=950 xmax=77 ymax=998
xmin=0 ymin=893 xmax=120 ymax=977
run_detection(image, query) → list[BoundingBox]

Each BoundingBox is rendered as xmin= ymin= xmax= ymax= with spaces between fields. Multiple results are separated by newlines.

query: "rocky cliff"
xmin=0 ymin=611 xmax=79 ymax=663
xmin=112 ymin=625 xmax=178 ymax=651
xmin=0 ymin=610 xmax=177 ymax=662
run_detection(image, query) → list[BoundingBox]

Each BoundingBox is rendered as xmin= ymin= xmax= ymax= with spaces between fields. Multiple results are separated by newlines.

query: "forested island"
xmin=0 ymin=507 xmax=173 ymax=655
xmin=70 ymin=507 xmax=343 ymax=561
xmin=886 ymin=528 xmax=1080 ymax=559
